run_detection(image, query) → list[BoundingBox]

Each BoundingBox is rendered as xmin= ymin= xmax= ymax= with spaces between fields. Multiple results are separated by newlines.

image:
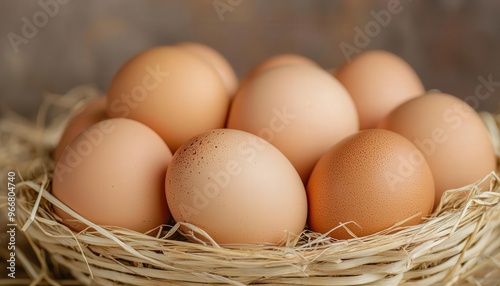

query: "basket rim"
xmin=12 ymin=164 xmax=500 ymax=285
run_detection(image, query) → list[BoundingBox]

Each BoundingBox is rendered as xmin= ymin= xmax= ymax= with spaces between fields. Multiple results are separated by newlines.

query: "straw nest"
xmin=2 ymin=86 xmax=500 ymax=286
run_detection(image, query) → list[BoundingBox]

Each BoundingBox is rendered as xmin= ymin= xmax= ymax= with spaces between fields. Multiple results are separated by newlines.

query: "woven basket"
xmin=2 ymin=86 xmax=500 ymax=286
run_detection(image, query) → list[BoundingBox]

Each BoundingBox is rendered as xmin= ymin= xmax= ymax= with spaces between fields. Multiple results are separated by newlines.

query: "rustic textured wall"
xmin=1 ymin=0 xmax=500 ymax=118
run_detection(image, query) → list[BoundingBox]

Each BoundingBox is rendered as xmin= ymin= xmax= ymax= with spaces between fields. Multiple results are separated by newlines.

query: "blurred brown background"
xmin=1 ymin=0 xmax=500 ymax=119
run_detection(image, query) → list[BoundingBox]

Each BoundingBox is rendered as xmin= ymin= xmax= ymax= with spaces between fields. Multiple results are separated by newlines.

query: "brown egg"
xmin=249 ymin=53 xmax=318 ymax=76
xmin=53 ymin=118 xmax=172 ymax=234
xmin=106 ymin=46 xmax=230 ymax=152
xmin=239 ymin=54 xmax=319 ymax=89
xmin=54 ymin=96 xmax=107 ymax=161
xmin=228 ymin=64 xmax=358 ymax=183
xmin=165 ymin=129 xmax=307 ymax=245
xmin=378 ymin=92 xmax=496 ymax=207
xmin=307 ymin=129 xmax=435 ymax=240
xmin=335 ymin=50 xmax=425 ymax=130
xmin=178 ymin=42 xmax=238 ymax=96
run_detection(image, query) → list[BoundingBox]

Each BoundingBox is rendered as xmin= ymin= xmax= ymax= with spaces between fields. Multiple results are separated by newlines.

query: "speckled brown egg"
xmin=165 ymin=129 xmax=307 ymax=245
xmin=307 ymin=129 xmax=435 ymax=240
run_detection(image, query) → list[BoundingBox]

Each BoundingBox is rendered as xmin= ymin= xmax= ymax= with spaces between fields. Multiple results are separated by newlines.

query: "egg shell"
xmin=178 ymin=42 xmax=238 ymax=96
xmin=53 ymin=118 xmax=172 ymax=234
xmin=378 ymin=92 xmax=496 ymax=207
xmin=227 ymin=64 xmax=359 ymax=183
xmin=106 ymin=46 xmax=230 ymax=152
xmin=54 ymin=96 xmax=107 ymax=161
xmin=248 ymin=53 xmax=318 ymax=77
xmin=335 ymin=50 xmax=425 ymax=129
xmin=307 ymin=129 xmax=435 ymax=240
xmin=239 ymin=53 xmax=319 ymax=89
xmin=165 ymin=129 xmax=307 ymax=245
